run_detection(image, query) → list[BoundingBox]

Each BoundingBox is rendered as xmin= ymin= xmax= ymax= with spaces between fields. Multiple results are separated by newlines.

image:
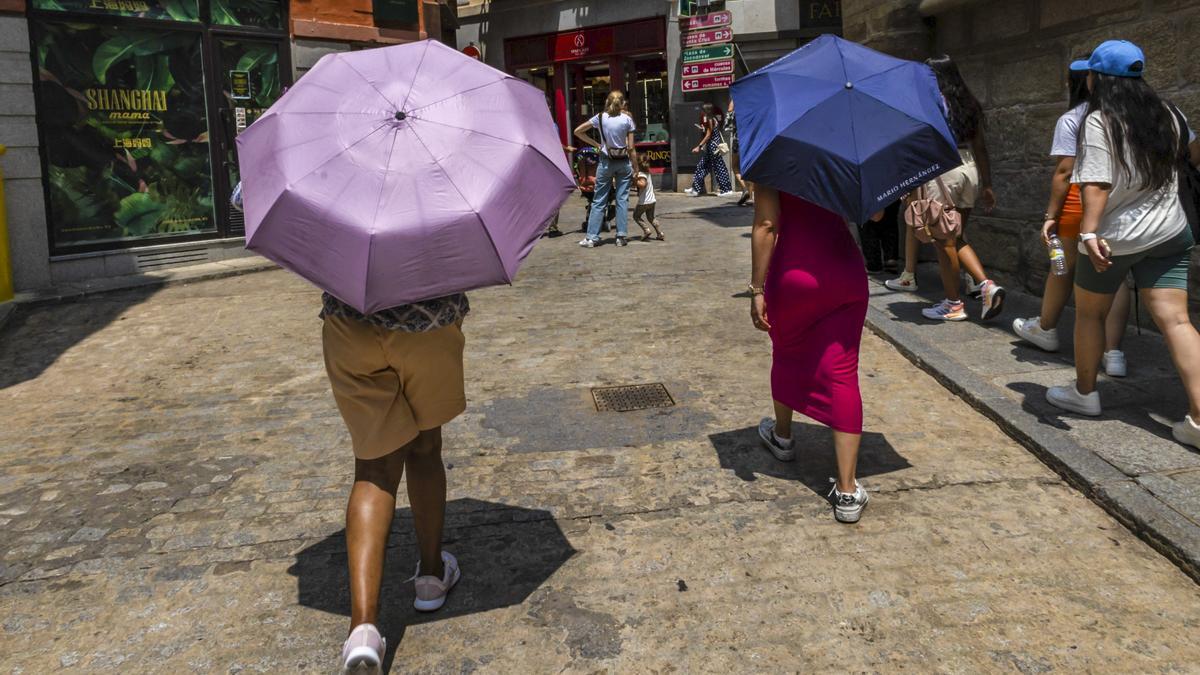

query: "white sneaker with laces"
xmin=683 ymin=188 xmax=700 ymax=197
xmin=965 ymin=274 xmax=983 ymax=299
xmin=979 ymin=280 xmax=1006 ymax=320
xmin=828 ymin=480 xmax=869 ymax=523
xmin=884 ymin=273 xmax=918 ymax=292
xmin=718 ymin=190 xmax=738 ymax=197
xmin=1046 ymin=383 xmax=1102 ymax=416
xmin=578 ymin=238 xmax=596 ymax=248
xmin=757 ymin=417 xmax=796 ymax=462
xmin=1173 ymin=415 xmax=1200 ymax=450
xmin=341 ymin=623 xmax=385 ymax=675
xmin=1013 ymin=317 xmax=1060 ymax=352
xmin=411 ymin=550 xmax=461 ymax=612
xmin=1103 ymin=350 xmax=1127 ymax=378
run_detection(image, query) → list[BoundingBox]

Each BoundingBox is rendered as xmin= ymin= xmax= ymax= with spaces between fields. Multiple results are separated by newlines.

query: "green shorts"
xmin=1075 ymin=226 xmax=1195 ymax=295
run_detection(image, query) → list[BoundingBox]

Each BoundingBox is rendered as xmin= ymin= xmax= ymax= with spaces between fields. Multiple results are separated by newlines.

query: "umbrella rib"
xmin=407 ymin=79 xmax=507 ymax=115
xmin=407 ymin=116 xmax=566 ymax=175
xmin=275 ymin=119 xmax=394 ymax=194
xmin=368 ymin=129 xmax=403 ymax=234
xmin=397 ymin=40 xmax=433 ymax=113
xmin=338 ymin=55 xmax=399 ymax=111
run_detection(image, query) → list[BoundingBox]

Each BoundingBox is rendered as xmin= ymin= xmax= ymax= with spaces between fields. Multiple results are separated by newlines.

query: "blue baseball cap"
xmin=1070 ymin=40 xmax=1145 ymax=78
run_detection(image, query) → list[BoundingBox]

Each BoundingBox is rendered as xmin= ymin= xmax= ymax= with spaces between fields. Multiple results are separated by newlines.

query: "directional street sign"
xmin=685 ymin=10 xmax=732 ymax=31
xmin=681 ymin=74 xmax=733 ymax=92
xmin=681 ymin=59 xmax=734 ymax=78
xmin=682 ymin=44 xmax=734 ymax=65
xmin=683 ymin=27 xmax=733 ymax=48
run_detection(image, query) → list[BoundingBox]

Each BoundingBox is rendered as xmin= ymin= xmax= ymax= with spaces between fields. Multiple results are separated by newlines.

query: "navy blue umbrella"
xmin=731 ymin=35 xmax=961 ymax=224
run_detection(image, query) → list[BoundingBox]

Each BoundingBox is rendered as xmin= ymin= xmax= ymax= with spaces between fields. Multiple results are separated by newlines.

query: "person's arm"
xmin=1079 ymin=182 xmax=1113 ymax=273
xmin=1189 ymin=139 xmax=1200 ymax=167
xmin=693 ymin=119 xmax=712 ymax=154
xmin=1041 ymin=156 xmax=1076 ymax=246
xmin=574 ymin=119 xmax=601 ymax=150
xmin=969 ymin=130 xmax=996 ymax=212
xmin=626 ymin=130 xmax=638 ymax=168
xmin=750 ymin=186 xmax=780 ymax=332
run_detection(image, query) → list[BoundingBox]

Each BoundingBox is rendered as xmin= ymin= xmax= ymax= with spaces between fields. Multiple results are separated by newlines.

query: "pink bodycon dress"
xmin=765 ymin=192 xmax=869 ymax=434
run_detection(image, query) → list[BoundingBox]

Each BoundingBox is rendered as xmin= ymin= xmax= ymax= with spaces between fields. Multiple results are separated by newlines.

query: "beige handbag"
xmin=904 ymin=177 xmax=961 ymax=243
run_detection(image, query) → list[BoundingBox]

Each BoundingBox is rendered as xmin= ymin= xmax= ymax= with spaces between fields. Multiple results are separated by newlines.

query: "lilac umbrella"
xmin=237 ymin=40 xmax=575 ymax=313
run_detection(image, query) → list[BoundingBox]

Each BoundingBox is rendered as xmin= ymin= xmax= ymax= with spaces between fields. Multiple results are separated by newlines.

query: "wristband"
xmin=1079 ymin=233 xmax=1098 ymax=242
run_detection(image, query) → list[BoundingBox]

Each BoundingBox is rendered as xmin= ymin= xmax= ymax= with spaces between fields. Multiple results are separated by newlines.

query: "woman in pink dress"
xmin=750 ymin=186 xmax=874 ymax=523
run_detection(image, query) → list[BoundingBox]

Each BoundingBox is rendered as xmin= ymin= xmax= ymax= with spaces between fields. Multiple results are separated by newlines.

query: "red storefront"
xmin=504 ymin=17 xmax=671 ymax=174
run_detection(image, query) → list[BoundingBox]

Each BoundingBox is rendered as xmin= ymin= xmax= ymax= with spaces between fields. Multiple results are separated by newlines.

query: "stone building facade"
xmin=843 ymin=0 xmax=1200 ymax=311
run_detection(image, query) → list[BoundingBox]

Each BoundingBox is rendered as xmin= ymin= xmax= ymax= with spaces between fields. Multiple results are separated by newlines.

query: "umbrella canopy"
xmin=237 ymin=39 xmax=575 ymax=313
xmin=731 ymin=35 xmax=961 ymax=224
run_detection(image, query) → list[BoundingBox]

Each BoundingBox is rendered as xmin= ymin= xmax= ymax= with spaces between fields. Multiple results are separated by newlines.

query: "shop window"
xmin=625 ymin=56 xmax=669 ymax=144
xmin=32 ymin=21 xmax=215 ymax=250
xmin=210 ymin=0 xmax=284 ymax=29
xmin=31 ymin=0 xmax=200 ymax=22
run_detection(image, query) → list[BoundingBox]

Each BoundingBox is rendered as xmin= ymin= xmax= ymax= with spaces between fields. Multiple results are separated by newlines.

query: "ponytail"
xmin=605 ymin=91 xmax=626 ymax=118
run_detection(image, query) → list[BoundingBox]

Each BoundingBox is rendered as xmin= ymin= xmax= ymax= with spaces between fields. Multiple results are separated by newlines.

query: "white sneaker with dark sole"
xmin=757 ymin=417 xmax=796 ymax=462
xmin=829 ymin=480 xmax=869 ymax=523
xmin=1046 ymin=384 xmax=1102 ymax=416
xmin=412 ymin=550 xmax=461 ymax=612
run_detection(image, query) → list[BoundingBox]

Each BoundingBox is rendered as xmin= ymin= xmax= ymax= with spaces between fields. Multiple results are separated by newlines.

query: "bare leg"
xmin=405 ymin=428 xmax=447 ymax=578
xmin=1105 ymin=281 xmax=1132 ymax=352
xmin=1073 ymin=287 xmax=1117 ymax=395
xmin=956 ymin=242 xmax=988 ymax=284
xmin=833 ymin=431 xmax=861 ymax=494
xmin=1142 ymin=288 xmax=1200 ymax=419
xmin=347 ymin=446 xmax=408 ymax=628
xmin=935 ymin=239 xmax=963 ymax=302
xmin=901 ymin=226 xmax=919 ymax=275
xmin=773 ymin=400 xmax=794 ymax=440
xmin=1039 ymin=238 xmax=1078 ymax=329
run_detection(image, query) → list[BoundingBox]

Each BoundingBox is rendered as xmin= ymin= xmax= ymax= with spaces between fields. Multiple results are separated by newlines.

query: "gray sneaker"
xmin=828 ymin=480 xmax=869 ymax=523
xmin=757 ymin=417 xmax=796 ymax=462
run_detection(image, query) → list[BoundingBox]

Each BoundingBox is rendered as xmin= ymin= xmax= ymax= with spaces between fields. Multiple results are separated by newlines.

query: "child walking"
xmin=634 ymin=157 xmax=665 ymax=241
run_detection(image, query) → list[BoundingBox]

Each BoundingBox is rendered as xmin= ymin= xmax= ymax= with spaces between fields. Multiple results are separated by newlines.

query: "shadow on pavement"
xmin=288 ymin=498 xmax=576 ymax=673
xmin=709 ymin=423 xmax=911 ymax=498
xmin=0 ymin=286 xmax=160 ymax=390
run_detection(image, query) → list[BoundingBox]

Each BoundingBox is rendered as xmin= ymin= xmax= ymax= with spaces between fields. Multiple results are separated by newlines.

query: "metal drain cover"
xmin=591 ymin=383 xmax=675 ymax=412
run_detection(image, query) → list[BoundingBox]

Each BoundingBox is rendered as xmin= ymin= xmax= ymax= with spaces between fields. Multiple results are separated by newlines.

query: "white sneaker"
xmin=828 ymin=480 xmax=869 ymax=523
xmin=979 ymin=280 xmax=1006 ymax=321
xmin=884 ymin=273 xmax=918 ymax=292
xmin=578 ymin=238 xmax=596 ymax=248
xmin=1046 ymin=384 xmax=1102 ymax=416
xmin=922 ymin=299 xmax=967 ymax=321
xmin=757 ymin=417 xmax=796 ymax=462
xmin=1173 ymin=415 xmax=1200 ymax=450
xmin=718 ymin=190 xmax=738 ymax=197
xmin=1013 ymin=317 xmax=1060 ymax=352
xmin=412 ymin=551 xmax=461 ymax=612
xmin=340 ymin=624 xmax=385 ymax=675
xmin=1103 ymin=350 xmax=1127 ymax=378
xmin=683 ymin=188 xmax=700 ymax=197
xmin=965 ymin=274 xmax=983 ymax=300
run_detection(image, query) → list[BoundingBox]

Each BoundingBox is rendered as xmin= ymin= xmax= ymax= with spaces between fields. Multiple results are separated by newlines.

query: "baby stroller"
xmin=573 ymin=147 xmax=616 ymax=232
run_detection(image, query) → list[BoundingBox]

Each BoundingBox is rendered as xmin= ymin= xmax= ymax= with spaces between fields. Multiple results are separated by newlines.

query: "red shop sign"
xmin=685 ymin=10 xmax=732 ymax=31
xmin=553 ymin=26 xmax=616 ymax=61
xmin=681 ymin=74 xmax=733 ymax=92
xmin=683 ymin=27 xmax=733 ymax=48
xmin=682 ymin=59 xmax=734 ymax=78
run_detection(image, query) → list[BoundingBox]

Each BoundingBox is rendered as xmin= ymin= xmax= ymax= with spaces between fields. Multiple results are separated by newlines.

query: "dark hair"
xmin=1079 ymin=73 xmax=1179 ymax=191
xmin=700 ymin=102 xmax=723 ymax=129
xmin=926 ymin=55 xmax=984 ymax=143
xmin=1067 ymin=66 xmax=1089 ymax=109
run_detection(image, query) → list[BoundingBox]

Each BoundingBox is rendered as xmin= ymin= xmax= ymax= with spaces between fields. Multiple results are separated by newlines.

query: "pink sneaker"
xmin=412 ymin=550 xmax=461 ymax=612
xmin=340 ymin=623 xmax=384 ymax=674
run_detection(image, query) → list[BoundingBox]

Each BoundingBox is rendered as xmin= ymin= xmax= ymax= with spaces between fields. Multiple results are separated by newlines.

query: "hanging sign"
xmin=682 ymin=44 xmax=734 ymax=65
xmin=685 ymin=10 xmax=731 ymax=31
xmin=230 ymin=71 xmax=251 ymax=100
xmin=683 ymin=27 xmax=733 ymax=48
xmin=681 ymin=74 xmax=733 ymax=92
xmin=682 ymin=59 xmax=734 ymax=78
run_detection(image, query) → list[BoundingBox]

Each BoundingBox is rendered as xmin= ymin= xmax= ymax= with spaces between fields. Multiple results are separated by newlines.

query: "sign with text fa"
xmin=683 ymin=27 xmax=733 ymax=48
xmin=685 ymin=10 xmax=731 ymax=31
xmin=682 ymin=44 xmax=734 ymax=65
xmin=681 ymin=74 xmax=733 ymax=92
xmin=682 ymin=59 xmax=734 ymax=78
xmin=799 ymin=0 xmax=842 ymax=29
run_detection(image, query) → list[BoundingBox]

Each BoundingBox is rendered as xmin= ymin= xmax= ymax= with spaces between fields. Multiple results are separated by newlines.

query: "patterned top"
xmin=321 ymin=292 xmax=469 ymax=332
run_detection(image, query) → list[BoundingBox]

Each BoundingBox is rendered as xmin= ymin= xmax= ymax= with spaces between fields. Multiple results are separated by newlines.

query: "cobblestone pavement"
xmin=2 ymin=196 xmax=1199 ymax=673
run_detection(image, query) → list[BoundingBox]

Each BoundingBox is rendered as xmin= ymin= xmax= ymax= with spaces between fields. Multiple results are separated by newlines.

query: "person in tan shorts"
xmin=323 ymin=291 xmax=468 ymax=670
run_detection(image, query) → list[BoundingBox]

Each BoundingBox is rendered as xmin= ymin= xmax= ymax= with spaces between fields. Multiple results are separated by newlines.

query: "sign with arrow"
xmin=681 ymin=74 xmax=733 ymax=92
xmin=684 ymin=27 xmax=733 ymax=48
xmin=682 ymin=59 xmax=734 ymax=78
xmin=682 ymin=44 xmax=734 ymax=65
xmin=685 ymin=10 xmax=732 ymax=31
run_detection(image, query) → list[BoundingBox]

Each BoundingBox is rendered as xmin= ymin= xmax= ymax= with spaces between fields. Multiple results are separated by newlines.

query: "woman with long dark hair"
xmin=886 ymin=55 xmax=1007 ymax=323
xmin=1045 ymin=41 xmax=1200 ymax=451
xmin=685 ymin=102 xmax=735 ymax=198
xmin=1013 ymin=63 xmax=1133 ymax=376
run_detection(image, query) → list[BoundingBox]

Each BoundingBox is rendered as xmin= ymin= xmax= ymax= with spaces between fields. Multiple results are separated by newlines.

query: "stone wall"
xmin=845 ymin=0 xmax=1200 ymax=313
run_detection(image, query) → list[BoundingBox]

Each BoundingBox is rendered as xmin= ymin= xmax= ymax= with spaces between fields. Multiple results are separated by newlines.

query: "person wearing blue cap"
xmin=1045 ymin=40 xmax=1200 ymax=452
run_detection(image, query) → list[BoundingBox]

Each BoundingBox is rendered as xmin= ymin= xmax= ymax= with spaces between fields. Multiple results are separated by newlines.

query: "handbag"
xmin=904 ymin=177 xmax=962 ymax=243
xmin=1167 ymin=104 xmax=1200 ymax=241
xmin=599 ymin=113 xmax=629 ymax=160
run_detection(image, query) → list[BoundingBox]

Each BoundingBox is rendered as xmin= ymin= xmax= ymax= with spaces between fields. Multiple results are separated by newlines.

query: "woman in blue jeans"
xmin=574 ymin=91 xmax=638 ymax=248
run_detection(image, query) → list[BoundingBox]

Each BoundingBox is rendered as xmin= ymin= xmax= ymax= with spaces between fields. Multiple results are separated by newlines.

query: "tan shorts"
xmin=323 ymin=315 xmax=466 ymax=460
xmin=924 ymin=148 xmax=979 ymax=210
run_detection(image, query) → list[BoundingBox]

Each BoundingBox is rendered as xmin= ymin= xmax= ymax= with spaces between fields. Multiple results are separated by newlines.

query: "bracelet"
xmin=747 ymin=284 xmax=764 ymax=296
xmin=1079 ymin=233 xmax=1098 ymax=242
xmin=1043 ymin=213 xmax=1057 ymax=221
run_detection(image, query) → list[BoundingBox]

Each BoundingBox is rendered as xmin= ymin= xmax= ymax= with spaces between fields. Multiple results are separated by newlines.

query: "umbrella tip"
xmin=394 ymin=111 xmax=407 ymax=121
xmin=845 ymin=81 xmax=854 ymax=89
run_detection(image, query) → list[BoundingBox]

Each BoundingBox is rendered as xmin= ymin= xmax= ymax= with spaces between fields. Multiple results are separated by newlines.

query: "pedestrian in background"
xmin=634 ymin=155 xmax=665 ymax=241
xmin=726 ymin=98 xmax=753 ymax=207
xmin=750 ymin=188 xmax=877 ymax=523
xmin=685 ymin=102 xmax=736 ymax=198
xmin=858 ymin=201 xmax=901 ymax=273
xmin=887 ymin=55 xmax=1007 ymax=323
xmin=574 ymin=91 xmax=638 ymax=248
xmin=1045 ymin=40 xmax=1200 ymax=452
xmin=1013 ymin=62 xmax=1131 ymax=376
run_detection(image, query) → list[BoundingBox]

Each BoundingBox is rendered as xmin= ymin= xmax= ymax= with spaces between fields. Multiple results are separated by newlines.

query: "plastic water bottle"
xmin=1048 ymin=235 xmax=1068 ymax=276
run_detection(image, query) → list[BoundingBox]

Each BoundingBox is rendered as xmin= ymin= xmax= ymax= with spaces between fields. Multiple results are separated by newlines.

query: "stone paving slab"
xmin=1 ymin=196 xmax=1199 ymax=672
xmin=865 ymin=263 xmax=1200 ymax=582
